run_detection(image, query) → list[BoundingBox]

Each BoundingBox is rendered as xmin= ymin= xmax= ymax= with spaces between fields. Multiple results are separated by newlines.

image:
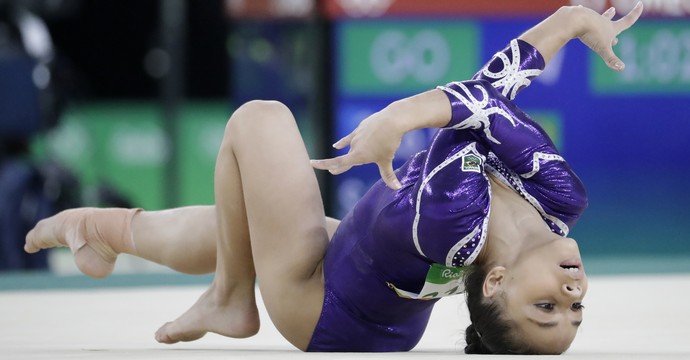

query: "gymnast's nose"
xmin=562 ymin=283 xmax=582 ymax=298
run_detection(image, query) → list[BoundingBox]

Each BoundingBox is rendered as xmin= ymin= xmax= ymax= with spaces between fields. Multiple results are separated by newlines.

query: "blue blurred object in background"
xmin=0 ymin=2 xmax=54 ymax=271
xmin=0 ymin=1 xmax=74 ymax=271
xmin=0 ymin=158 xmax=52 ymax=270
xmin=0 ymin=53 xmax=42 ymax=138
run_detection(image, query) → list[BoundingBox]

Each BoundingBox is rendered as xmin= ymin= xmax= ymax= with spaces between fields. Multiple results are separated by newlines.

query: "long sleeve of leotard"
xmin=436 ymin=39 xmax=588 ymax=236
xmin=471 ymin=39 xmax=545 ymax=100
xmin=408 ymin=39 xmax=586 ymax=268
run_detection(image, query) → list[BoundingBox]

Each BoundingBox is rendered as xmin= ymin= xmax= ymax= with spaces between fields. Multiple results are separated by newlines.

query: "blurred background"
xmin=1 ymin=0 xmax=689 ymax=276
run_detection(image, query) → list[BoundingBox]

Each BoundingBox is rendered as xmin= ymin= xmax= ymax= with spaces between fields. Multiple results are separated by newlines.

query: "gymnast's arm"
xmin=310 ymin=4 xmax=643 ymax=190
xmin=469 ymin=3 xmax=643 ymax=100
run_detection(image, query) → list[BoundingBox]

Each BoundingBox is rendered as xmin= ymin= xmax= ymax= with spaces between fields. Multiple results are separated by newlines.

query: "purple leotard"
xmin=306 ymin=39 xmax=588 ymax=352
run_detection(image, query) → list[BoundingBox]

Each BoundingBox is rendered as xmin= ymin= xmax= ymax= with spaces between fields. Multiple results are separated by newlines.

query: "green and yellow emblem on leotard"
xmin=388 ymin=263 xmax=467 ymax=300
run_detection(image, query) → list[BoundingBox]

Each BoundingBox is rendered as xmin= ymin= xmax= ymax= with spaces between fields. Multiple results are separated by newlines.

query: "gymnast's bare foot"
xmin=24 ymin=208 xmax=140 ymax=278
xmin=155 ymin=283 xmax=260 ymax=344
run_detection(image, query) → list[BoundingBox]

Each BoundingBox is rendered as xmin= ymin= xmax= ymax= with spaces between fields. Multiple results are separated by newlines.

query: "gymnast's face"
xmin=486 ymin=237 xmax=588 ymax=354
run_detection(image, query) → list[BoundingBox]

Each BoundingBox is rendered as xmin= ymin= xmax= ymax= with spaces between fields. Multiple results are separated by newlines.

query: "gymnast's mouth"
xmin=559 ymin=258 xmax=582 ymax=269
xmin=559 ymin=259 xmax=584 ymax=279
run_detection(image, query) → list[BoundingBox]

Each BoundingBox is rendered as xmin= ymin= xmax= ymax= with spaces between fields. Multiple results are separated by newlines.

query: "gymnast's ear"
xmin=483 ymin=266 xmax=506 ymax=298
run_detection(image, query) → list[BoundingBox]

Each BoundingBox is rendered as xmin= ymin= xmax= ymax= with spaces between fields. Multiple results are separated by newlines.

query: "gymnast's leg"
xmin=155 ymin=100 xmax=329 ymax=349
xmin=25 ymin=204 xmax=340 ymax=277
xmin=133 ymin=208 xmax=339 ymax=276
xmin=25 ymin=205 xmax=220 ymax=276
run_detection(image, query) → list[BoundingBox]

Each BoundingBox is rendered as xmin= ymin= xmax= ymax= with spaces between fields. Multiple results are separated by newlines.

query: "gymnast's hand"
xmin=519 ymin=2 xmax=643 ymax=72
xmin=577 ymin=2 xmax=643 ymax=71
xmin=311 ymin=110 xmax=404 ymax=190
xmin=311 ymin=90 xmax=451 ymax=190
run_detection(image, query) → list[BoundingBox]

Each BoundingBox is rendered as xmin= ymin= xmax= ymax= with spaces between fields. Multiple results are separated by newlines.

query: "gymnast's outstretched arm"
xmin=311 ymin=3 xmax=643 ymax=189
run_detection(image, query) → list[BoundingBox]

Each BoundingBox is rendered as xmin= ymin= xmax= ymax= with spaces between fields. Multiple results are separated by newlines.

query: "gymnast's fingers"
xmin=615 ymin=2 xmax=643 ymax=34
xmin=602 ymin=6 xmax=616 ymax=19
xmin=378 ymin=161 xmax=402 ymax=190
xmin=599 ymin=44 xmax=625 ymax=71
xmin=332 ymin=132 xmax=355 ymax=150
xmin=311 ymin=154 xmax=356 ymax=175
xmin=311 ymin=157 xmax=342 ymax=171
xmin=329 ymin=165 xmax=354 ymax=176
xmin=601 ymin=2 xmax=643 ymax=71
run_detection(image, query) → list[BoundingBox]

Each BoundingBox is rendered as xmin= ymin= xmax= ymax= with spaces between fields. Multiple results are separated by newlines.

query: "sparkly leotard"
xmin=306 ymin=39 xmax=588 ymax=352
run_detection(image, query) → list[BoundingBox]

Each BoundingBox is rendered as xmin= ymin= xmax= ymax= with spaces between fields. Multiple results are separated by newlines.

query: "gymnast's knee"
xmin=225 ymin=99 xmax=295 ymax=136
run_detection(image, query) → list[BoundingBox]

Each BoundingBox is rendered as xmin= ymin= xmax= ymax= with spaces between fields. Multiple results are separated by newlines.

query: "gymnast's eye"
xmin=571 ymin=302 xmax=585 ymax=311
xmin=535 ymin=303 xmax=554 ymax=311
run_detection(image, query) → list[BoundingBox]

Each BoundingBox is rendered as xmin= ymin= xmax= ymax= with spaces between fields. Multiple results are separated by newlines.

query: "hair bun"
xmin=464 ymin=323 xmax=490 ymax=354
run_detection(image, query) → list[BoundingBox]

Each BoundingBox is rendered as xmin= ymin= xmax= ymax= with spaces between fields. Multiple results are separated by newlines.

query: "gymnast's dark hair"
xmin=463 ymin=265 xmax=535 ymax=355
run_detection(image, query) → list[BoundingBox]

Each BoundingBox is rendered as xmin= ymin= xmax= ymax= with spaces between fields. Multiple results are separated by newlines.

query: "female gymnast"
xmin=25 ymin=3 xmax=643 ymax=355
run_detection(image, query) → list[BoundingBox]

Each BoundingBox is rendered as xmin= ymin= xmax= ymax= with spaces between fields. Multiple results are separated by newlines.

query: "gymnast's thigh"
xmin=224 ymin=100 xmax=328 ymax=350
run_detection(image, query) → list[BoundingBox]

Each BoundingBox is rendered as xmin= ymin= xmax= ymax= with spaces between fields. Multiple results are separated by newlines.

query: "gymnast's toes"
xmin=154 ymin=322 xmax=176 ymax=344
xmin=24 ymin=228 xmax=41 ymax=254
xmin=155 ymin=321 xmax=206 ymax=344
xmin=24 ymin=217 xmax=65 ymax=254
